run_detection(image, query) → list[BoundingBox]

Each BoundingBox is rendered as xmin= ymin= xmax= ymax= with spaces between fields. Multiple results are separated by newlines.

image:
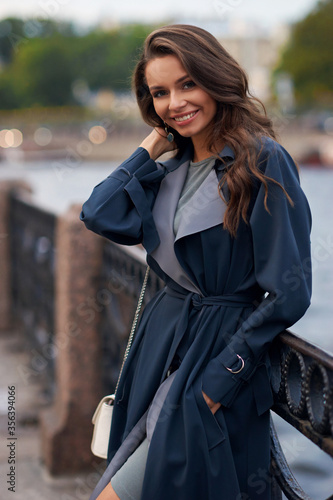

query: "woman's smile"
xmin=172 ymin=110 xmax=199 ymax=124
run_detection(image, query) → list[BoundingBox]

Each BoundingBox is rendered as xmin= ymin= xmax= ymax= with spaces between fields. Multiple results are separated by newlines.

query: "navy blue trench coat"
xmin=80 ymin=136 xmax=311 ymax=500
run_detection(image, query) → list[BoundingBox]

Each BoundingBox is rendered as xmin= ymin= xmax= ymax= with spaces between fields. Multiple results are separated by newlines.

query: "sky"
xmin=0 ymin=0 xmax=320 ymax=30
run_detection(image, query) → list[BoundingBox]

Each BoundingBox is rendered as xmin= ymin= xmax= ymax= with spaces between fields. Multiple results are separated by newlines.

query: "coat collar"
xmin=150 ymin=144 xmax=234 ymax=293
xmin=160 ymin=144 xmax=235 ymax=242
xmin=161 ymin=144 xmax=235 ymax=173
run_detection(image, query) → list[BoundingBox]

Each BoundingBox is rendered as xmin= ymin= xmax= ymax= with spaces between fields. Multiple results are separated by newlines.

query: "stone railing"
xmin=0 ymin=182 xmax=332 ymax=498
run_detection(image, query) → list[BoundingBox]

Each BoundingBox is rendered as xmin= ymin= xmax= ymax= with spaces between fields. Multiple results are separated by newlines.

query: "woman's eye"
xmin=152 ymin=82 xmax=195 ymax=98
xmin=183 ymin=81 xmax=196 ymax=90
xmin=153 ymin=90 xmax=166 ymax=98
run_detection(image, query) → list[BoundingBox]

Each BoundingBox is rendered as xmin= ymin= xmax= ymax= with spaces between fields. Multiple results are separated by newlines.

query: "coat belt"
xmin=161 ymin=285 xmax=263 ymax=382
xmin=165 ymin=285 xmax=262 ymax=309
xmin=163 ymin=285 xmax=272 ymax=416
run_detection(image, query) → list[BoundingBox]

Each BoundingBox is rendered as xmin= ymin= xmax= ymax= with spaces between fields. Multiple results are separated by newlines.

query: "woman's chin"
xmin=174 ymin=129 xmax=193 ymax=139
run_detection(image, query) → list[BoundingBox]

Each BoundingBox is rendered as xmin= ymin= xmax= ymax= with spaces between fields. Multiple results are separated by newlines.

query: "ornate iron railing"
xmin=9 ymin=193 xmax=56 ymax=398
xmin=100 ymin=241 xmax=162 ymax=393
xmin=270 ymin=332 xmax=333 ymax=499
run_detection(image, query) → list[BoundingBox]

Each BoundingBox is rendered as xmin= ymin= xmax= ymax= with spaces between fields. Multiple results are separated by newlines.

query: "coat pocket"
xmin=195 ymin=376 xmax=226 ymax=451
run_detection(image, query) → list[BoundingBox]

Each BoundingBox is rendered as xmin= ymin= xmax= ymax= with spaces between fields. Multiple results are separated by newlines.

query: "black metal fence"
xmin=270 ymin=332 xmax=333 ymax=499
xmin=9 ymin=193 xmax=57 ymax=398
xmin=99 ymin=242 xmax=162 ymax=393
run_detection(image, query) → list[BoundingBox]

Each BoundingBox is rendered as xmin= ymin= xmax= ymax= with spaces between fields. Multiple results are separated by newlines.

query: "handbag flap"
xmin=92 ymin=394 xmax=115 ymax=424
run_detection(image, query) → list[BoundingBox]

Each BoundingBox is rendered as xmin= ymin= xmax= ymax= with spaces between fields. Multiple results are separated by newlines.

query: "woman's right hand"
xmin=139 ymin=127 xmax=177 ymax=161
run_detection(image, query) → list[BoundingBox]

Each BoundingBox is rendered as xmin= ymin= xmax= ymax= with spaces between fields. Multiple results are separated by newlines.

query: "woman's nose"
xmin=168 ymin=91 xmax=187 ymax=111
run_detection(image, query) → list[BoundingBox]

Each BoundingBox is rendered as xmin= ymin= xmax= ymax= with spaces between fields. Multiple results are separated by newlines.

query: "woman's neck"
xmin=191 ymin=135 xmax=224 ymax=163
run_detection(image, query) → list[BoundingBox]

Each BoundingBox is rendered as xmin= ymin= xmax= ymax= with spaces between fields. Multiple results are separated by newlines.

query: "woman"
xmin=81 ymin=24 xmax=311 ymax=500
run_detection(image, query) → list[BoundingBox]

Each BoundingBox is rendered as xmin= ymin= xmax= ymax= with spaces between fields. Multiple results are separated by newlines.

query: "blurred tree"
xmin=7 ymin=37 xmax=73 ymax=107
xmin=0 ymin=18 xmax=25 ymax=65
xmin=69 ymin=24 xmax=153 ymax=91
xmin=276 ymin=0 xmax=333 ymax=107
xmin=0 ymin=72 xmax=19 ymax=109
xmin=0 ymin=20 xmax=154 ymax=109
xmin=0 ymin=17 xmax=76 ymax=65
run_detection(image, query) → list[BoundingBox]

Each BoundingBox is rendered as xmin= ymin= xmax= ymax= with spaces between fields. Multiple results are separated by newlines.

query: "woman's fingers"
xmin=96 ymin=482 xmax=121 ymax=500
xmin=139 ymin=128 xmax=176 ymax=160
xmin=202 ymin=390 xmax=222 ymax=415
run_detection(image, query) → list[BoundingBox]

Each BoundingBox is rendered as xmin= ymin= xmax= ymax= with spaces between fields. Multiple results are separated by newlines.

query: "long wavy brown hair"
xmin=133 ymin=24 xmax=292 ymax=237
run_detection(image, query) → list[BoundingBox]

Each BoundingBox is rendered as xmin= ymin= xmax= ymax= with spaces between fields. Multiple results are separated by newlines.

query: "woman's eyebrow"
xmin=149 ymin=74 xmax=190 ymax=91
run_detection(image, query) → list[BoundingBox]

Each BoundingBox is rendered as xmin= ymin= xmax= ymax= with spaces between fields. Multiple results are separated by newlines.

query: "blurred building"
xmin=174 ymin=17 xmax=291 ymax=103
xmin=217 ymin=33 xmax=283 ymax=102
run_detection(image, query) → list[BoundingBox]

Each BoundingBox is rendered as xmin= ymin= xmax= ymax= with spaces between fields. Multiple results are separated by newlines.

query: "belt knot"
xmin=192 ymin=294 xmax=204 ymax=310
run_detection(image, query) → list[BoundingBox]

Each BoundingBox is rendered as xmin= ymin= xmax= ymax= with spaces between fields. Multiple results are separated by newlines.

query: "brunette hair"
xmin=133 ymin=24 xmax=292 ymax=236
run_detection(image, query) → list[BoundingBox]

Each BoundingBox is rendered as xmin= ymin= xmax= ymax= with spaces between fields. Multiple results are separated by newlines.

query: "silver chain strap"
xmin=114 ymin=265 xmax=150 ymax=397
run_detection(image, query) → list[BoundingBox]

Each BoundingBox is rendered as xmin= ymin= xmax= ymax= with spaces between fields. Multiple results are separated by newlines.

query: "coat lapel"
xmin=175 ymin=144 xmax=234 ymax=242
xmin=151 ymin=152 xmax=202 ymax=294
xmin=151 ymin=145 xmax=234 ymax=293
xmin=175 ymin=167 xmax=226 ymax=242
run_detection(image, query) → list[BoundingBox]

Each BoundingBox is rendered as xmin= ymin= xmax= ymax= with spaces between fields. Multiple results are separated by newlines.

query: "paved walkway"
xmin=0 ymin=330 xmax=100 ymax=500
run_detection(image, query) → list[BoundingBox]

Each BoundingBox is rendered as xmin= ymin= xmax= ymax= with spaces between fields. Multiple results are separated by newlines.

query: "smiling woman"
xmin=80 ymin=24 xmax=312 ymax=500
xmin=145 ymin=55 xmax=218 ymax=161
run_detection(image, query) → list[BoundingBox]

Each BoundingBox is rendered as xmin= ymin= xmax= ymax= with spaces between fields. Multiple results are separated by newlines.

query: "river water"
xmin=0 ymin=158 xmax=332 ymax=497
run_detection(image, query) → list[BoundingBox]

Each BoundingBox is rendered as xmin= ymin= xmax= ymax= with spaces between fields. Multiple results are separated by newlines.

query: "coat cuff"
xmin=201 ymin=346 xmax=256 ymax=407
xmin=112 ymin=147 xmax=165 ymax=183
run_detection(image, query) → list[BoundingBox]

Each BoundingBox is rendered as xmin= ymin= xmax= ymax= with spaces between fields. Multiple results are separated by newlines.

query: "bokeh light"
xmin=11 ymin=129 xmax=23 ymax=147
xmin=88 ymin=125 xmax=107 ymax=145
xmin=34 ymin=127 xmax=53 ymax=146
xmin=0 ymin=129 xmax=23 ymax=148
xmin=0 ymin=129 xmax=11 ymax=148
xmin=324 ymin=117 xmax=333 ymax=135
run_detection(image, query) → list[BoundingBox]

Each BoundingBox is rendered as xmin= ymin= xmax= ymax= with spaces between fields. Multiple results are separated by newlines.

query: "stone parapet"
xmin=40 ymin=203 xmax=104 ymax=474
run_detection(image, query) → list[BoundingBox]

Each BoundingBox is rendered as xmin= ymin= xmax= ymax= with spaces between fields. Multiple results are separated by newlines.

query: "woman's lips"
xmin=172 ymin=110 xmax=199 ymax=125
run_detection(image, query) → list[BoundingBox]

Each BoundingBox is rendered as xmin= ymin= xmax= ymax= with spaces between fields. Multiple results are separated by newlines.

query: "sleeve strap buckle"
xmin=225 ymin=354 xmax=245 ymax=374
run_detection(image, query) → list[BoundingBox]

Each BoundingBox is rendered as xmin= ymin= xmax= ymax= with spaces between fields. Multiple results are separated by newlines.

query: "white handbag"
xmin=91 ymin=394 xmax=115 ymax=458
xmin=91 ymin=267 xmax=150 ymax=459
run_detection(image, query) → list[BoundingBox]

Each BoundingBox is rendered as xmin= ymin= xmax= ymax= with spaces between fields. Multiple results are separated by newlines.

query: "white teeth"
xmin=174 ymin=111 xmax=196 ymax=122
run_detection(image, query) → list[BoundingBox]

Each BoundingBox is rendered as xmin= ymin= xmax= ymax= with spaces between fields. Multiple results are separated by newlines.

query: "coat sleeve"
xmin=80 ymin=147 xmax=166 ymax=253
xmin=201 ymin=140 xmax=312 ymax=409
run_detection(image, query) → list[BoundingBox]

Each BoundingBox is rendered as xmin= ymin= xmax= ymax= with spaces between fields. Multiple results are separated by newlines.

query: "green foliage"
xmin=8 ymin=37 xmax=73 ymax=107
xmin=0 ymin=18 xmax=25 ymax=64
xmin=276 ymin=0 xmax=333 ymax=107
xmin=0 ymin=72 xmax=18 ymax=109
xmin=69 ymin=24 xmax=152 ymax=91
xmin=0 ymin=17 xmax=154 ymax=109
xmin=0 ymin=17 xmax=76 ymax=64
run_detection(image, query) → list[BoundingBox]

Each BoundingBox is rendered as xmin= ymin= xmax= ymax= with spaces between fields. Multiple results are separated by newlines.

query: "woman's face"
xmin=145 ymin=55 xmax=217 ymax=142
